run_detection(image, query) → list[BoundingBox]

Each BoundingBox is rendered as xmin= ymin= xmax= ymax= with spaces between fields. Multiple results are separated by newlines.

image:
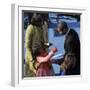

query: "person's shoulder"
xmin=70 ymin=28 xmax=75 ymax=32
xmin=27 ymin=24 xmax=33 ymax=30
xmin=27 ymin=24 xmax=35 ymax=32
xmin=69 ymin=28 xmax=77 ymax=35
xmin=26 ymin=24 xmax=34 ymax=35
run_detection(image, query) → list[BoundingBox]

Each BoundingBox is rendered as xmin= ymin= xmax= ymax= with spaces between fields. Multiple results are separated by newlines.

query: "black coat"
xmin=64 ymin=29 xmax=80 ymax=75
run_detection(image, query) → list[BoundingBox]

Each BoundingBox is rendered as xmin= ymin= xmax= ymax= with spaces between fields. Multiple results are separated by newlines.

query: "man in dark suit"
xmin=54 ymin=21 xmax=80 ymax=75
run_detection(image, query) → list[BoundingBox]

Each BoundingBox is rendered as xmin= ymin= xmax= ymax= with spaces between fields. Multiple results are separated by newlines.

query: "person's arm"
xmin=36 ymin=51 xmax=54 ymax=63
xmin=65 ymin=34 xmax=75 ymax=54
xmin=25 ymin=25 xmax=33 ymax=51
xmin=51 ymin=58 xmax=64 ymax=65
xmin=36 ymin=48 xmax=58 ymax=63
xmin=25 ymin=25 xmax=37 ymax=74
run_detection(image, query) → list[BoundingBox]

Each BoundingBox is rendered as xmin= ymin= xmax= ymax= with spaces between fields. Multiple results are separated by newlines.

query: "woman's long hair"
xmin=30 ymin=14 xmax=43 ymax=27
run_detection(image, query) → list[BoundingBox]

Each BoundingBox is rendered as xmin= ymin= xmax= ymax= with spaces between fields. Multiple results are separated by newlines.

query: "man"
xmin=55 ymin=21 xmax=80 ymax=75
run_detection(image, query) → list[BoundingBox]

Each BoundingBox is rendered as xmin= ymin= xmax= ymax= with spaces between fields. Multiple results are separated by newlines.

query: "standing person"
xmin=25 ymin=14 xmax=57 ymax=77
xmin=25 ymin=14 xmax=44 ymax=76
xmin=55 ymin=21 xmax=80 ymax=75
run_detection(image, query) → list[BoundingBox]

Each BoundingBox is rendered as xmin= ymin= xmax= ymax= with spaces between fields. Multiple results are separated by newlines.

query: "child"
xmin=36 ymin=47 xmax=57 ymax=76
xmin=60 ymin=53 xmax=76 ymax=75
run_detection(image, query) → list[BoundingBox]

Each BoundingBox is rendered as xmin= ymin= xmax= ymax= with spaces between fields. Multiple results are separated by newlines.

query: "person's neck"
xmin=66 ymin=28 xmax=70 ymax=36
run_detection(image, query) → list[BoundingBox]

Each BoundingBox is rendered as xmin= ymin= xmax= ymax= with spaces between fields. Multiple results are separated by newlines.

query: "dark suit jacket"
xmin=64 ymin=29 xmax=80 ymax=75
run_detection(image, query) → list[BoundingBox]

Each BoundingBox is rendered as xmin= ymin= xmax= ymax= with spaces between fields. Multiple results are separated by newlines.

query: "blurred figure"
xmin=25 ymin=14 xmax=44 ymax=76
xmin=60 ymin=53 xmax=76 ymax=75
xmin=36 ymin=47 xmax=57 ymax=76
xmin=55 ymin=21 xmax=80 ymax=75
xmin=25 ymin=13 xmax=57 ymax=77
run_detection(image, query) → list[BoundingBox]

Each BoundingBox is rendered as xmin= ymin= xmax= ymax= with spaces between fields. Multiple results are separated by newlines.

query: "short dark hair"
xmin=31 ymin=14 xmax=42 ymax=27
xmin=59 ymin=21 xmax=68 ymax=31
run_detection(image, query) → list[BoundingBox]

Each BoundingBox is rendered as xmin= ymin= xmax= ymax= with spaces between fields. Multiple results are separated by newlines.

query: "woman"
xmin=25 ymin=14 xmax=44 ymax=76
xmin=25 ymin=14 xmax=57 ymax=77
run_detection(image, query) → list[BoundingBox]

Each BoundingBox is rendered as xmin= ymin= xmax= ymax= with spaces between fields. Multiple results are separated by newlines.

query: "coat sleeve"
xmin=25 ymin=25 xmax=33 ymax=52
xmin=25 ymin=25 xmax=36 ymax=75
xmin=64 ymin=34 xmax=75 ymax=54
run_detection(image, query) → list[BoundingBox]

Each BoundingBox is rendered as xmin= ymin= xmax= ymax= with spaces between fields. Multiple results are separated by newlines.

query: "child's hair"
xmin=60 ymin=53 xmax=76 ymax=73
xmin=64 ymin=53 xmax=76 ymax=69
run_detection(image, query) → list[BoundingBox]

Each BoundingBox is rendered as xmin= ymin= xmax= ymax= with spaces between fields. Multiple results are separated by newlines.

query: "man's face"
xmin=56 ymin=24 xmax=67 ymax=35
xmin=57 ymin=27 xmax=63 ymax=35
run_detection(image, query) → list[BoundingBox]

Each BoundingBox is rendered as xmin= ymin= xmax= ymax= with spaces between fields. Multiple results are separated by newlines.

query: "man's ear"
xmin=55 ymin=28 xmax=60 ymax=32
xmin=63 ymin=29 xmax=66 ymax=33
